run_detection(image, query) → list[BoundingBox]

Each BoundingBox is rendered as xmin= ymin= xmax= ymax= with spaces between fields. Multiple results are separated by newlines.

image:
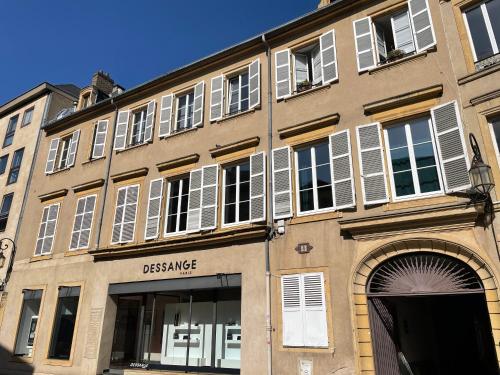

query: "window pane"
xmin=410 ymin=118 xmax=432 ymax=144
xmin=179 ymin=212 xmax=188 ymax=231
xmin=466 ymin=5 xmax=494 ymax=60
xmin=1 ymin=193 xmax=13 ymax=214
xmin=492 ymin=118 xmax=500 ymax=153
xmin=239 ymin=181 xmax=250 ymax=202
xmin=387 ymin=125 xmax=407 ymax=149
xmin=49 ymin=287 xmax=80 ymax=360
xmin=316 ymin=164 xmax=332 ymax=187
xmin=167 ymin=213 xmax=178 ymax=233
xmin=239 ymin=201 xmax=249 ymax=222
xmin=314 ymin=142 xmax=330 ymax=165
xmin=225 ymin=185 xmax=237 ymax=204
xmin=0 ymin=155 xmax=8 ymax=174
xmin=317 ymin=186 xmax=334 ymax=209
xmin=225 ymin=166 xmax=237 ymax=185
xmin=298 ymin=169 xmax=313 ymax=190
xmin=225 ymin=204 xmax=236 ymax=223
xmin=394 ymin=171 xmax=415 ymax=197
xmin=414 ymin=143 xmax=437 ymax=168
xmin=390 ymin=147 xmax=411 ymax=172
xmin=486 ymin=0 xmax=500 ymax=50
xmin=418 ymin=167 xmax=441 ymax=193
xmin=110 ymin=296 xmax=143 ymax=365
xmin=299 ymin=189 xmax=314 ymax=212
xmin=168 ymin=197 xmax=179 ymax=215
xmin=297 ymin=148 xmax=312 ymax=170
xmin=239 ymin=163 xmax=250 ymax=182
xmin=14 ymin=290 xmax=42 ymax=357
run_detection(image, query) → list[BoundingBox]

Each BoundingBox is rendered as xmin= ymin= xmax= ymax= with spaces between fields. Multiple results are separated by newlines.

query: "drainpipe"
xmin=261 ymin=33 xmax=274 ymax=375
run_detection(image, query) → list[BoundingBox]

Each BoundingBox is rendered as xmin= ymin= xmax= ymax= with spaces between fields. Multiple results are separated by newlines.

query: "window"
xmin=223 ymin=161 xmax=250 ymax=225
xmin=82 ymin=94 xmax=91 ymax=109
xmin=35 ymin=203 xmax=59 ymax=256
xmin=384 ymin=117 xmax=443 ymax=200
xmin=281 ymin=272 xmax=328 ymax=348
xmin=489 ymin=117 xmax=500 ymax=164
xmin=69 ymin=195 xmax=97 ymax=250
xmin=165 ymin=176 xmax=190 ymax=236
xmin=113 ymin=101 xmax=156 ymax=151
xmin=0 ymin=193 xmax=13 ymax=232
xmin=111 ymin=185 xmax=139 ymax=244
xmin=45 ymin=130 xmax=80 ymax=174
xmin=175 ymin=91 xmax=195 ymax=130
xmin=3 ymin=115 xmax=18 ymax=147
xmin=7 ymin=147 xmax=24 ymax=185
xmin=14 ymin=290 xmax=43 ymax=357
xmin=91 ymin=120 xmax=108 ymax=159
xmin=48 ymin=286 xmax=81 ymax=360
xmin=293 ymin=43 xmax=322 ymax=93
xmin=21 ymin=107 xmax=34 ymax=127
xmin=227 ymin=71 xmax=249 ymax=115
xmin=57 ymin=135 xmax=72 ymax=170
xmin=0 ymin=154 xmax=8 ymax=175
xmin=130 ymin=107 xmax=148 ymax=146
xmin=463 ymin=0 xmax=500 ymax=64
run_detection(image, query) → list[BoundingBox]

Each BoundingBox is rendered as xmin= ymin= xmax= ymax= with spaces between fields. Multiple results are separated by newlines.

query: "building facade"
xmin=1 ymin=0 xmax=500 ymax=374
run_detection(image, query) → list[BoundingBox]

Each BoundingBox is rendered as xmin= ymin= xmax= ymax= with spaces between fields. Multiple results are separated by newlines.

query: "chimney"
xmin=91 ymin=70 xmax=115 ymax=96
xmin=317 ymin=0 xmax=331 ymax=8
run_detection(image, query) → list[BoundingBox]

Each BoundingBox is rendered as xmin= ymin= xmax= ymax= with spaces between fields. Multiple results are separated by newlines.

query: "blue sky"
xmin=0 ymin=0 xmax=318 ymax=104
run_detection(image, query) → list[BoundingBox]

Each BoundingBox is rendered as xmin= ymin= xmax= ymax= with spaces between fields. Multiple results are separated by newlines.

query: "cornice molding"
xmin=278 ymin=113 xmax=340 ymax=139
xmin=72 ymin=179 xmax=105 ymax=193
xmin=110 ymin=167 xmax=149 ymax=183
xmin=209 ymin=137 xmax=260 ymax=158
xmin=156 ymin=154 xmax=200 ymax=172
xmin=38 ymin=189 xmax=68 ymax=202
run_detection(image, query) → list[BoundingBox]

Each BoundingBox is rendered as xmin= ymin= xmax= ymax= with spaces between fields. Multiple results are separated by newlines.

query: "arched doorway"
xmin=366 ymin=252 xmax=498 ymax=375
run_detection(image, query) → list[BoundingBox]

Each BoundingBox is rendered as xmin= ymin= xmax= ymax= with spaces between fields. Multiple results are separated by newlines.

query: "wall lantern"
xmin=469 ymin=133 xmax=495 ymax=196
xmin=0 ymin=237 xmax=16 ymax=291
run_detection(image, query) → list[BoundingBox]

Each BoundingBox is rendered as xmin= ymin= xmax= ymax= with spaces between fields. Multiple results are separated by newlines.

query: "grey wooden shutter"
xmin=275 ymin=49 xmax=291 ymax=99
xmin=354 ymin=17 xmax=376 ymax=72
xmin=249 ymin=58 xmax=260 ymax=109
xmin=45 ymin=138 xmax=60 ymax=174
xmin=320 ymin=29 xmax=338 ymax=84
xmin=114 ymin=110 xmax=129 ymax=150
xmin=145 ymin=178 xmax=163 ymax=240
xmin=187 ymin=169 xmax=203 ymax=232
xmin=121 ymin=185 xmax=139 ymax=242
xmin=408 ymin=0 xmax=436 ymax=52
xmin=356 ymin=123 xmax=389 ymax=205
xmin=210 ymin=75 xmax=224 ymax=121
xmin=159 ymin=94 xmax=173 ymax=137
xmin=430 ymin=101 xmax=470 ymax=192
xmin=67 ymin=129 xmax=80 ymax=167
xmin=281 ymin=274 xmax=304 ymax=347
xmin=193 ymin=81 xmax=205 ymax=127
xmin=250 ymin=152 xmax=266 ymax=223
xmin=92 ymin=120 xmax=108 ymax=159
xmin=272 ymin=146 xmax=293 ymax=219
xmin=302 ymin=272 xmax=328 ymax=348
xmin=144 ymin=100 xmax=156 ymax=142
xmin=200 ymin=165 xmax=219 ymax=230
xmin=330 ymin=130 xmax=355 ymax=209
xmin=111 ymin=188 xmax=126 ymax=244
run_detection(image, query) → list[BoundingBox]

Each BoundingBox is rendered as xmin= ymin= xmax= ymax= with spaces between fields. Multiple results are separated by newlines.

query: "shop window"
xmin=223 ymin=161 xmax=250 ymax=225
xmin=0 ymin=154 xmax=8 ymax=175
xmin=14 ymin=289 xmax=42 ymax=357
xmin=3 ymin=114 xmax=18 ymax=148
xmin=165 ymin=176 xmax=190 ymax=236
xmin=21 ymin=107 xmax=34 ymax=127
xmin=7 ymin=147 xmax=24 ymax=185
xmin=34 ymin=203 xmax=59 ymax=256
xmin=48 ymin=286 xmax=81 ymax=360
xmin=0 ymin=193 xmax=13 ymax=232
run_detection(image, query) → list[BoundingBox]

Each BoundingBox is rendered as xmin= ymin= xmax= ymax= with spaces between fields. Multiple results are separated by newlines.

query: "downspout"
xmin=261 ymin=33 xmax=274 ymax=375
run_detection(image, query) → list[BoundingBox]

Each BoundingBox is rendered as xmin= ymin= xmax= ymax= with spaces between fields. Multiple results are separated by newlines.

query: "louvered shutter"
xmin=186 ymin=169 xmax=203 ymax=232
xmin=70 ymin=198 xmax=86 ymax=250
xmin=192 ymin=81 xmax=205 ymax=127
xmin=275 ymin=49 xmax=291 ymax=99
xmin=114 ymin=110 xmax=129 ymax=150
xmin=272 ymin=146 xmax=293 ymax=219
xmin=111 ymin=188 xmax=126 ymax=244
xmin=249 ymin=58 xmax=261 ymax=109
xmin=430 ymin=101 xmax=470 ymax=192
xmin=121 ymin=185 xmax=139 ymax=242
xmin=210 ymin=75 xmax=224 ymax=121
xmin=144 ymin=100 xmax=156 ymax=142
xmin=250 ymin=152 xmax=266 ymax=222
xmin=45 ymin=138 xmax=60 ymax=174
xmin=281 ymin=275 xmax=304 ymax=347
xmin=36 ymin=203 xmax=59 ymax=255
xmin=312 ymin=45 xmax=322 ymax=85
xmin=200 ymin=165 xmax=218 ymax=230
xmin=356 ymin=123 xmax=389 ymax=205
xmin=354 ymin=17 xmax=376 ymax=72
xmin=145 ymin=179 xmax=163 ymax=240
xmin=92 ymin=120 xmax=108 ymax=159
xmin=408 ymin=0 xmax=436 ymax=52
xmin=67 ymin=130 xmax=80 ymax=167
xmin=320 ymin=29 xmax=338 ymax=84
xmin=70 ymin=195 xmax=96 ymax=250
xmin=35 ymin=206 xmax=49 ymax=255
xmin=330 ymin=130 xmax=355 ymax=209
xmin=302 ymin=273 xmax=328 ymax=347
xmin=159 ymin=94 xmax=173 ymax=137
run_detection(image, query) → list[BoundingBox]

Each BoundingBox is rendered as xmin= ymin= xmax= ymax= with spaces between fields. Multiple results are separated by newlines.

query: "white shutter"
xmin=70 ymin=198 xmax=85 ymax=250
xmin=144 ymin=100 xmax=156 ymax=142
xmin=45 ymin=138 xmax=60 ymax=174
xmin=330 ymin=130 xmax=355 ymax=209
xmin=121 ymin=185 xmax=139 ymax=242
xmin=430 ymin=101 xmax=471 ymax=192
xmin=353 ymin=17 xmax=376 ymax=72
xmin=275 ymin=49 xmax=291 ymax=99
xmin=159 ymin=94 xmax=173 ymax=137
xmin=35 ymin=203 xmax=59 ymax=256
xmin=67 ymin=129 xmax=80 ymax=167
xmin=70 ymin=195 xmax=96 ymax=250
xmin=250 ymin=152 xmax=266 ymax=223
xmin=320 ymin=29 xmax=338 ymax=84
xmin=356 ymin=123 xmax=389 ymax=205
xmin=408 ymin=0 xmax=436 ymax=52
xmin=249 ymin=59 xmax=260 ymax=109
xmin=392 ymin=10 xmax=416 ymax=54
xmin=210 ymin=75 xmax=224 ymax=121
xmin=302 ymin=273 xmax=328 ymax=347
xmin=200 ymin=165 xmax=219 ymax=230
xmin=311 ymin=45 xmax=322 ymax=85
xmin=186 ymin=169 xmax=203 ymax=232
xmin=375 ymin=25 xmax=388 ymax=61
xmin=145 ymin=179 xmax=164 ymax=240
xmin=114 ymin=110 xmax=129 ymax=150
xmin=192 ymin=81 xmax=205 ymax=127
xmin=111 ymin=188 xmax=126 ymax=244
xmin=92 ymin=120 xmax=108 ymax=159
xmin=272 ymin=146 xmax=293 ymax=219
xmin=281 ymin=275 xmax=304 ymax=347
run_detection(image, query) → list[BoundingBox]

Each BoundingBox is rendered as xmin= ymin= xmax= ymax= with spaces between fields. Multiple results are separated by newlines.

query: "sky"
xmin=0 ymin=0 xmax=318 ymax=104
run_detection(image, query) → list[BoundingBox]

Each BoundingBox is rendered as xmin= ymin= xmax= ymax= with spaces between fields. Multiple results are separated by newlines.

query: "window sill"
xmin=29 ymin=254 xmax=53 ymax=262
xmin=116 ymin=141 xmax=151 ymax=154
xmin=368 ymin=49 xmax=433 ymax=75
xmin=290 ymin=210 xmax=342 ymax=225
xmin=458 ymin=61 xmax=500 ymax=86
xmin=384 ymin=194 xmax=457 ymax=211
xmin=159 ymin=127 xmax=198 ymax=140
xmin=65 ymin=249 xmax=89 ymax=257
xmin=82 ymin=156 xmax=105 ymax=165
xmin=214 ymin=107 xmax=258 ymax=124
xmin=281 ymin=83 xmax=332 ymax=102
xmin=47 ymin=166 xmax=72 ymax=176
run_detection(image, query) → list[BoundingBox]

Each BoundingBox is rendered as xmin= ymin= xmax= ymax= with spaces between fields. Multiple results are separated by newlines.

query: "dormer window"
xmin=82 ymin=93 xmax=91 ymax=109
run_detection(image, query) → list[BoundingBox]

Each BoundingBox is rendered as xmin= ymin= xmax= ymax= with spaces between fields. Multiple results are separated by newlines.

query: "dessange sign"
xmin=143 ymin=259 xmax=197 ymax=275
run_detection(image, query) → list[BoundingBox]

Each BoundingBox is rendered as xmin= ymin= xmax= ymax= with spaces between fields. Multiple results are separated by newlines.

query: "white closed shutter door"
xmin=330 ymin=130 xmax=356 ymax=209
xmin=35 ymin=203 xmax=59 ymax=256
xmin=67 ymin=130 xmax=80 ymax=167
xmin=320 ymin=29 xmax=338 ymax=84
xmin=45 ymin=138 xmax=60 ymax=174
xmin=430 ymin=101 xmax=471 ymax=192
xmin=121 ymin=185 xmax=139 ymax=242
xmin=200 ymin=165 xmax=219 ymax=230
xmin=70 ymin=195 xmax=96 ymax=250
xmin=35 ymin=206 xmax=49 ymax=255
xmin=114 ymin=110 xmax=130 ymax=150
xmin=92 ymin=120 xmax=108 ymax=159
xmin=249 ymin=59 xmax=260 ymax=109
xmin=250 ymin=152 xmax=266 ymax=223
xmin=272 ymin=146 xmax=293 ymax=219
xmin=210 ymin=75 xmax=224 ymax=121
xmin=302 ymin=273 xmax=328 ymax=347
xmin=111 ymin=188 xmax=126 ymax=244
xmin=275 ymin=49 xmax=291 ymax=99
xmin=144 ymin=100 xmax=156 ymax=142
xmin=408 ymin=0 xmax=436 ymax=52
xmin=70 ymin=198 xmax=86 ymax=250
xmin=145 ymin=179 xmax=164 ymax=240
xmin=187 ymin=169 xmax=203 ymax=232
xmin=193 ymin=81 xmax=205 ymax=127
xmin=159 ymin=94 xmax=174 ymax=137
xmin=354 ymin=17 xmax=376 ymax=72
xmin=281 ymin=274 xmax=304 ymax=347
xmin=356 ymin=123 xmax=389 ymax=205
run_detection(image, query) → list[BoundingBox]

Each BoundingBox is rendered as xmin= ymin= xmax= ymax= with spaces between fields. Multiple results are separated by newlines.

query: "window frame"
xmin=7 ymin=147 xmax=24 ymax=185
xmin=164 ymin=175 xmax=190 ymax=237
xmin=0 ymin=154 xmax=8 ymax=175
xmin=222 ymin=160 xmax=251 ymax=228
xmin=21 ymin=107 xmax=34 ymax=127
xmin=56 ymin=136 xmax=72 ymax=171
xmin=3 ymin=114 xmax=18 ymax=148
xmin=226 ymin=69 xmax=250 ymax=116
xmin=174 ymin=90 xmax=195 ymax=131
xmin=488 ymin=116 xmax=500 ymax=167
xmin=34 ymin=202 xmax=60 ymax=256
xmin=291 ymin=41 xmax=322 ymax=94
xmin=0 ymin=192 xmax=13 ymax=232
xmin=128 ymin=107 xmax=148 ymax=147
xmin=69 ymin=194 xmax=97 ymax=251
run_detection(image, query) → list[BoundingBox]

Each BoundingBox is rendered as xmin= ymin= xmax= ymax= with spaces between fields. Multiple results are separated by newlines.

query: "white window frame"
xmin=34 ymin=203 xmax=60 ymax=256
xmin=222 ymin=161 xmax=251 ymax=228
xmin=164 ymin=176 xmax=190 ymax=237
xmin=129 ymin=107 xmax=147 ymax=146
xmin=291 ymin=42 xmax=321 ymax=93
xmin=462 ymin=0 xmax=499 ymax=62
xmin=488 ymin=116 xmax=500 ymax=166
xmin=21 ymin=107 xmax=34 ymax=126
xmin=226 ymin=69 xmax=250 ymax=115
xmin=293 ymin=142 xmax=335 ymax=217
xmin=383 ymin=117 xmax=444 ymax=202
xmin=69 ymin=194 xmax=97 ymax=251
xmin=57 ymin=136 xmax=72 ymax=170
xmin=174 ymin=91 xmax=195 ymax=131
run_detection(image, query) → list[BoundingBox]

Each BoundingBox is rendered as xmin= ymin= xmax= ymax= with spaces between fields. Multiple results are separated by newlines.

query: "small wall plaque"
xmin=295 ymin=243 xmax=313 ymax=254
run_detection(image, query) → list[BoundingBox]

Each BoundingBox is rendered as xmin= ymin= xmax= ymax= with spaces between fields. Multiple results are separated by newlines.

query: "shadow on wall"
xmin=0 ymin=344 xmax=34 ymax=374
